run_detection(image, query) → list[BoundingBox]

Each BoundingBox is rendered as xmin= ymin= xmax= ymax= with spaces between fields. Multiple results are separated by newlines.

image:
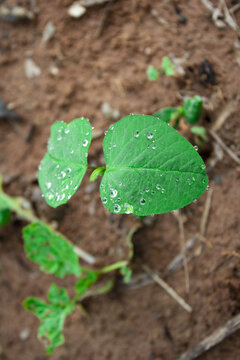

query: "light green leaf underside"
xmin=23 ymin=222 xmax=82 ymax=278
xmin=100 ymin=115 xmax=208 ymax=216
xmin=38 ymin=118 xmax=92 ymax=208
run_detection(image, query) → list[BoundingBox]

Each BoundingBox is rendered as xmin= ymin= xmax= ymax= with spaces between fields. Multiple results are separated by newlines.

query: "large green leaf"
xmin=24 ymin=284 xmax=74 ymax=354
xmin=38 ymin=118 xmax=92 ymax=208
xmin=100 ymin=115 xmax=208 ymax=216
xmin=23 ymin=222 xmax=82 ymax=278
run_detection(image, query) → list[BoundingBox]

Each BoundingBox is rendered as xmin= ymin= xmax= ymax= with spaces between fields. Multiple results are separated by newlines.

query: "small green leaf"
xmin=23 ymin=222 xmax=82 ymax=278
xmin=0 ymin=208 xmax=11 ymax=226
xmin=120 ymin=266 xmax=132 ymax=284
xmin=24 ymin=284 xmax=74 ymax=354
xmin=153 ymin=107 xmax=178 ymax=123
xmin=162 ymin=56 xmax=175 ymax=76
xmin=147 ymin=65 xmax=159 ymax=81
xmin=38 ymin=118 xmax=92 ymax=208
xmin=90 ymin=167 xmax=106 ymax=182
xmin=100 ymin=115 xmax=208 ymax=216
xmin=75 ymin=270 xmax=99 ymax=296
xmin=184 ymin=96 xmax=202 ymax=124
xmin=191 ymin=126 xmax=208 ymax=142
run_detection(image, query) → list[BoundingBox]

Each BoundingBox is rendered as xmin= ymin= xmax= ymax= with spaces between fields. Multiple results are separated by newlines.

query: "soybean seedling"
xmin=147 ymin=56 xmax=175 ymax=81
xmin=1 ymin=111 xmax=208 ymax=354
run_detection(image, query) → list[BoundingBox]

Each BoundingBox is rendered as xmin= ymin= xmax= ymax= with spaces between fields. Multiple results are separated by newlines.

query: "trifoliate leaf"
xmin=23 ymin=222 xmax=82 ymax=278
xmin=99 ymin=115 xmax=208 ymax=216
xmin=147 ymin=65 xmax=159 ymax=81
xmin=24 ymin=284 xmax=74 ymax=354
xmin=184 ymin=96 xmax=202 ymax=124
xmin=38 ymin=118 xmax=92 ymax=208
xmin=162 ymin=57 xmax=175 ymax=76
xmin=75 ymin=270 xmax=99 ymax=296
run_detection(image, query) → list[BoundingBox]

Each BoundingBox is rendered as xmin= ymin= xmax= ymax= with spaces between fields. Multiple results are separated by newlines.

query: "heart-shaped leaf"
xmin=38 ymin=118 xmax=92 ymax=207
xmin=100 ymin=115 xmax=208 ymax=216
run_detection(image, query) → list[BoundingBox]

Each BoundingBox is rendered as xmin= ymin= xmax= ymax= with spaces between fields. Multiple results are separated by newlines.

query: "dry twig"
xmin=143 ymin=265 xmax=192 ymax=313
xmin=175 ymin=313 xmax=240 ymax=360
xmin=209 ymin=129 xmax=240 ymax=165
xmin=173 ymin=210 xmax=190 ymax=292
xmin=200 ymin=186 xmax=214 ymax=237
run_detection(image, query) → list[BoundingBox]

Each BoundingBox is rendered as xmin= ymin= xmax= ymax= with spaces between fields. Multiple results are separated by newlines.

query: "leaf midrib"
xmin=106 ymin=166 xmax=206 ymax=176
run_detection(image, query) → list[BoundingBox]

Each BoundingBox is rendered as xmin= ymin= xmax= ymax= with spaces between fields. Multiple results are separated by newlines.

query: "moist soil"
xmin=0 ymin=1 xmax=240 ymax=359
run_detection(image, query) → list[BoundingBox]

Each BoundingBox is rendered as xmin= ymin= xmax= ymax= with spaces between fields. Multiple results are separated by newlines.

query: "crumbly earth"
xmin=0 ymin=1 xmax=240 ymax=359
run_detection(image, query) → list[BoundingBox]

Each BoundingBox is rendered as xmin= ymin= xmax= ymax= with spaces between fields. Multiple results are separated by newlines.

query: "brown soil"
xmin=0 ymin=0 xmax=240 ymax=359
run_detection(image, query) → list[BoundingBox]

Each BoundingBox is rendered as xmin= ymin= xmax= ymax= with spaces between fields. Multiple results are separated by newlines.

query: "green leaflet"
xmin=147 ymin=65 xmax=159 ymax=81
xmin=75 ymin=270 xmax=99 ymax=296
xmin=120 ymin=266 xmax=132 ymax=284
xmin=162 ymin=57 xmax=175 ymax=76
xmin=153 ymin=107 xmax=178 ymax=123
xmin=191 ymin=126 xmax=208 ymax=142
xmin=23 ymin=222 xmax=82 ymax=278
xmin=0 ymin=208 xmax=11 ymax=226
xmin=24 ymin=284 xmax=74 ymax=354
xmin=183 ymin=96 xmax=202 ymax=124
xmin=38 ymin=118 xmax=92 ymax=208
xmin=99 ymin=115 xmax=208 ymax=216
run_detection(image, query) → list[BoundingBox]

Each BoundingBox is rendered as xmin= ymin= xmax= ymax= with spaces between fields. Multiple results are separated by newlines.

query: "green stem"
xmin=87 ymin=166 xmax=98 ymax=170
xmin=101 ymin=260 xmax=128 ymax=274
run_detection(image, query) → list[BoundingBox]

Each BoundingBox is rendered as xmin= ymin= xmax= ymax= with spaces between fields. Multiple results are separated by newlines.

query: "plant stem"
xmin=101 ymin=260 xmax=128 ymax=274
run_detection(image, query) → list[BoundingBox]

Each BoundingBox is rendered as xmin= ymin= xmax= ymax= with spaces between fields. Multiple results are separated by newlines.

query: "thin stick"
xmin=200 ymin=186 xmax=214 ymax=237
xmin=175 ymin=313 xmax=240 ymax=360
xmin=143 ymin=265 xmax=192 ymax=313
xmin=230 ymin=3 xmax=240 ymax=14
xmin=73 ymin=246 xmax=96 ymax=265
xmin=209 ymin=129 xmax=240 ymax=165
xmin=165 ymin=235 xmax=199 ymax=276
xmin=173 ymin=210 xmax=190 ymax=292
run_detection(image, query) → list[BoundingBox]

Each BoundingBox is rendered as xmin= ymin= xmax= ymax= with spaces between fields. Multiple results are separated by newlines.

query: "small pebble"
xmin=19 ymin=328 xmax=30 ymax=341
xmin=68 ymin=2 xmax=86 ymax=18
xmin=178 ymin=15 xmax=187 ymax=24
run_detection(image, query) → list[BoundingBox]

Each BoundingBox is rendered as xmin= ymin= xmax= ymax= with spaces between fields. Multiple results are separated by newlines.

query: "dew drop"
xmin=102 ymin=197 xmax=107 ymax=204
xmin=46 ymin=182 xmax=52 ymax=189
xmin=74 ymin=185 xmax=78 ymax=190
xmin=152 ymin=145 xmax=156 ymax=150
xmin=86 ymin=131 xmax=89 ymax=135
xmin=57 ymin=136 xmax=62 ymax=141
xmin=113 ymin=143 xmax=117 ymax=148
xmin=67 ymin=195 xmax=71 ymax=200
xmin=156 ymin=184 xmax=161 ymax=190
xmin=67 ymin=168 xmax=72 ymax=173
xmin=147 ymin=132 xmax=153 ymax=139
xmin=82 ymin=139 xmax=88 ymax=147
xmin=194 ymin=145 xmax=198 ymax=151
xmin=176 ymin=178 xmax=179 ymax=182
xmin=161 ymin=188 xmax=165 ymax=194
xmin=134 ymin=131 xmax=139 ymax=138
xmin=64 ymin=129 xmax=70 ymax=134
xmin=201 ymin=164 xmax=206 ymax=170
xmin=60 ymin=171 xmax=66 ymax=178
xmin=60 ymin=194 xmax=65 ymax=201
xmin=114 ymin=204 xmax=121 ymax=213
xmin=145 ymin=188 xmax=149 ymax=193
xmin=124 ymin=203 xmax=133 ymax=214
xmin=91 ymin=126 xmax=95 ymax=130
xmin=140 ymin=198 xmax=146 ymax=205
xmin=70 ymin=149 xmax=74 ymax=154
xmin=110 ymin=189 xmax=118 ymax=198
xmin=47 ymin=194 xmax=54 ymax=200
